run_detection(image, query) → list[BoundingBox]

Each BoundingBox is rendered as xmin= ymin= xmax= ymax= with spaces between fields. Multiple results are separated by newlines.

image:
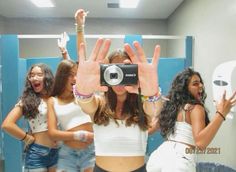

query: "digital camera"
xmin=100 ymin=64 xmax=138 ymax=86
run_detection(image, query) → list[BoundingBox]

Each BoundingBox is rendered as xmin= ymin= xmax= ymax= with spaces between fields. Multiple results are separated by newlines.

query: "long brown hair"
xmin=93 ymin=49 xmax=149 ymax=130
xmin=21 ymin=63 xmax=54 ymax=119
xmin=51 ymin=60 xmax=77 ymax=97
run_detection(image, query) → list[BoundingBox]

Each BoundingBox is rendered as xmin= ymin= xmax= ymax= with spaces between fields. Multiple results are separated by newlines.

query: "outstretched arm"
xmin=75 ymin=9 xmax=88 ymax=59
xmin=191 ymin=91 xmax=236 ymax=149
xmin=74 ymin=39 xmax=111 ymax=116
xmin=57 ymin=32 xmax=71 ymax=60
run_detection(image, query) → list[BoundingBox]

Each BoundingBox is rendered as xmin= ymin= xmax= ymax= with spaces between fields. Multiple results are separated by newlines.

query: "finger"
xmin=85 ymin=11 xmax=89 ymax=16
xmin=124 ymin=43 xmax=138 ymax=63
xmin=90 ymin=38 xmax=104 ymax=61
xmin=78 ymin=43 xmax=86 ymax=63
xmin=64 ymin=32 xmax=69 ymax=41
xmin=229 ymin=91 xmax=236 ymax=100
xmin=98 ymin=86 xmax=108 ymax=92
xmin=123 ymin=59 xmax=131 ymax=64
xmin=96 ymin=39 xmax=111 ymax=62
xmin=152 ymin=45 xmax=161 ymax=66
xmin=133 ymin=41 xmax=146 ymax=63
xmin=222 ymin=90 xmax=226 ymax=100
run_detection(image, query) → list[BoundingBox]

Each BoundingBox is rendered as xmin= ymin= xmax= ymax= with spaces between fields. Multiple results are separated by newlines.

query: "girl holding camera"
xmin=73 ymin=37 xmax=162 ymax=172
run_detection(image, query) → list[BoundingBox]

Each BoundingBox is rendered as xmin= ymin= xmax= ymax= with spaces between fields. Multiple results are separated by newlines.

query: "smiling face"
xmin=188 ymin=74 xmax=204 ymax=101
xmin=28 ymin=66 xmax=45 ymax=93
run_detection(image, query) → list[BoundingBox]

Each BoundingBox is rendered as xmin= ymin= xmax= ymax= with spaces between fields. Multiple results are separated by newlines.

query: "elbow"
xmin=1 ymin=121 xmax=10 ymax=132
xmin=47 ymin=128 xmax=56 ymax=139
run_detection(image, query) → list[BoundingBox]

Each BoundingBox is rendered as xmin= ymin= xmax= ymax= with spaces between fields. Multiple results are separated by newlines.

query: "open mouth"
xmin=32 ymin=82 xmax=42 ymax=92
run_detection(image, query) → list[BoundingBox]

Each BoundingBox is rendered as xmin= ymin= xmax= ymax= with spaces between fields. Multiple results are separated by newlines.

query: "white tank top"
xmin=168 ymin=110 xmax=195 ymax=146
xmin=93 ymin=120 xmax=148 ymax=156
xmin=53 ymin=97 xmax=92 ymax=130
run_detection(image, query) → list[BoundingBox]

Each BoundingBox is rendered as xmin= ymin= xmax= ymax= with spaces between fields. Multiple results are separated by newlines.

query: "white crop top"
xmin=16 ymin=99 xmax=48 ymax=133
xmin=167 ymin=110 xmax=195 ymax=146
xmin=93 ymin=120 xmax=148 ymax=156
xmin=53 ymin=97 xmax=92 ymax=130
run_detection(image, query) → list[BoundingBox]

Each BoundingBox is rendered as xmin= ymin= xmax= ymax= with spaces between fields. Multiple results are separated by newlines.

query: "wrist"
xmin=75 ymin=23 xmax=84 ymax=33
xmin=20 ymin=132 xmax=28 ymax=141
xmin=142 ymin=87 xmax=162 ymax=102
xmin=216 ymin=111 xmax=226 ymax=121
xmin=73 ymin=130 xmax=89 ymax=142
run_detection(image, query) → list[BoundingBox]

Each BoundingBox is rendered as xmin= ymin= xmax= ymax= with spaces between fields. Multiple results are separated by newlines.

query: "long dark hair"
xmin=159 ymin=68 xmax=210 ymax=138
xmin=51 ymin=60 xmax=77 ymax=97
xmin=94 ymin=49 xmax=149 ymax=130
xmin=21 ymin=63 xmax=54 ymax=119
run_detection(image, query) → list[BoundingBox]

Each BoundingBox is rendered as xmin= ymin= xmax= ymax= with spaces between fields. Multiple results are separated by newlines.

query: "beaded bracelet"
xmin=73 ymin=85 xmax=94 ymax=100
xmin=216 ymin=111 xmax=225 ymax=121
xmin=142 ymin=89 xmax=162 ymax=103
xmin=75 ymin=24 xmax=84 ymax=33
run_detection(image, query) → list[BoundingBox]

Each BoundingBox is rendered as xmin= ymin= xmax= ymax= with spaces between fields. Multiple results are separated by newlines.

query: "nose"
xmin=199 ymin=82 xmax=203 ymax=88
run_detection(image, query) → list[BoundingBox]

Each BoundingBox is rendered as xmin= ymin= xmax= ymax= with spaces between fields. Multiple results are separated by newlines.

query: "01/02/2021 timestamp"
xmin=185 ymin=147 xmax=221 ymax=154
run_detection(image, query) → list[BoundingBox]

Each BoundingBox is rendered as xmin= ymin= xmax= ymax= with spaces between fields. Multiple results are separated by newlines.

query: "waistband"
xmin=167 ymin=139 xmax=195 ymax=149
xmin=29 ymin=142 xmax=59 ymax=150
xmin=94 ymin=163 xmax=146 ymax=172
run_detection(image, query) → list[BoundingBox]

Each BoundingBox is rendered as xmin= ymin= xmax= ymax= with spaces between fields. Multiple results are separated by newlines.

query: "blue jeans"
xmin=24 ymin=143 xmax=59 ymax=171
xmin=57 ymin=143 xmax=95 ymax=172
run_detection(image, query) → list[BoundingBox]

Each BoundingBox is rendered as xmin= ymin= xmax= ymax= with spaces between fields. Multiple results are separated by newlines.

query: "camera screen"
xmin=110 ymin=73 xmax=118 ymax=79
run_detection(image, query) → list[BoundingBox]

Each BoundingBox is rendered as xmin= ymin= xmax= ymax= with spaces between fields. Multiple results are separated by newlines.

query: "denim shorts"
xmin=57 ymin=143 xmax=95 ymax=172
xmin=24 ymin=143 xmax=59 ymax=170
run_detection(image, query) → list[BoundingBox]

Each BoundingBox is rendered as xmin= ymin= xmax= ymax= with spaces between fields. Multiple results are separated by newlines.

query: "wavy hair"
xmin=21 ymin=63 xmax=54 ymax=119
xmin=94 ymin=49 xmax=149 ymax=130
xmin=159 ymin=68 xmax=210 ymax=138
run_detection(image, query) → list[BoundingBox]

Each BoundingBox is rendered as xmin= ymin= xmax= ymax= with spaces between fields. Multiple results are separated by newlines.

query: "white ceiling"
xmin=0 ymin=0 xmax=184 ymax=19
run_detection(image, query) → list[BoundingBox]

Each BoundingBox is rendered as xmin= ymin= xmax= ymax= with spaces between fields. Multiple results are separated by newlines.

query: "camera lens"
xmin=103 ymin=65 xmax=123 ymax=85
xmin=110 ymin=73 xmax=118 ymax=79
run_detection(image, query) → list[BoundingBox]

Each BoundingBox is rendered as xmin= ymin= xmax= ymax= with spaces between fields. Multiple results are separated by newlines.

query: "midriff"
xmin=96 ymin=156 xmax=145 ymax=172
xmin=64 ymin=122 xmax=93 ymax=149
xmin=33 ymin=131 xmax=57 ymax=148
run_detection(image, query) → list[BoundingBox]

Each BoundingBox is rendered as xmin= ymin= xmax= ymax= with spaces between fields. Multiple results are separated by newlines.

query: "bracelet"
xmin=20 ymin=132 xmax=28 ymax=141
xmin=73 ymin=130 xmax=89 ymax=142
xmin=73 ymin=85 xmax=94 ymax=100
xmin=216 ymin=111 xmax=225 ymax=121
xmin=142 ymin=87 xmax=162 ymax=102
xmin=75 ymin=24 xmax=84 ymax=33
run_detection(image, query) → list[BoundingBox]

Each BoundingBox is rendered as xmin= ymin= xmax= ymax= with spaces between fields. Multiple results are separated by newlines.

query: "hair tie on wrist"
xmin=21 ymin=132 xmax=28 ymax=141
xmin=216 ymin=111 xmax=225 ymax=121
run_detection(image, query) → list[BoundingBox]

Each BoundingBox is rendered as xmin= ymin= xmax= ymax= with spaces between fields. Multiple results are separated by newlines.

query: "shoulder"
xmin=190 ymin=104 xmax=206 ymax=121
xmin=15 ymin=99 xmax=23 ymax=108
